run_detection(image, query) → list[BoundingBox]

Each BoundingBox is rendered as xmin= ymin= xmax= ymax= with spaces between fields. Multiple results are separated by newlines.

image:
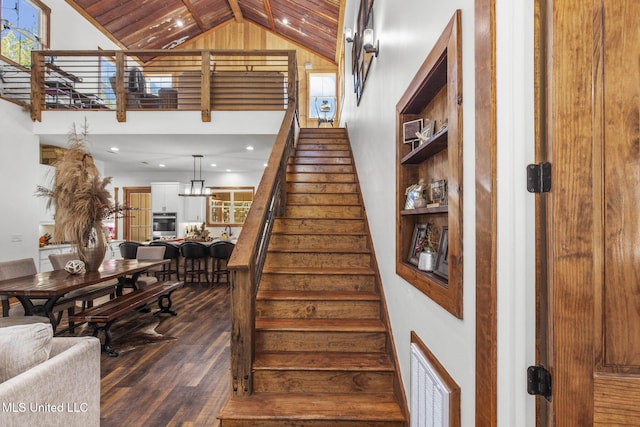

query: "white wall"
xmin=341 ymin=0 xmax=536 ymax=425
xmin=0 ymin=102 xmax=40 ymax=264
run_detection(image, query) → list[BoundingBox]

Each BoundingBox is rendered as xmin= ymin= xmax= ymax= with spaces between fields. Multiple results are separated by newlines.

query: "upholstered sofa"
xmin=0 ymin=322 xmax=100 ymax=427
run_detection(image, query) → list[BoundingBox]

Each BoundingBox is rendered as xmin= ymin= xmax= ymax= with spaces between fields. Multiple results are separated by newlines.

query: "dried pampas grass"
xmin=36 ymin=121 xmax=124 ymax=261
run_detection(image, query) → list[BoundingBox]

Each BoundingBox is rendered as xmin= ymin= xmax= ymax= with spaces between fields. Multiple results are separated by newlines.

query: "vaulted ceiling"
xmin=66 ymin=0 xmax=345 ymax=63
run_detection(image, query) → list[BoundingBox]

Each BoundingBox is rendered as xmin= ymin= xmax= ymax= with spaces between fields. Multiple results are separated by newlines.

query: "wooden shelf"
xmin=401 ymin=128 xmax=448 ymax=164
xmin=401 ymin=205 xmax=448 ymax=215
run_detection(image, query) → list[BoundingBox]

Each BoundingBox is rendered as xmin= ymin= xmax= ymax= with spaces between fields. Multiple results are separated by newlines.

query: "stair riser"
xmin=295 ymin=150 xmax=351 ymax=158
xmin=287 ymin=164 xmax=354 ymax=173
xmin=298 ymin=138 xmax=348 ymax=144
xmin=287 ymin=182 xmax=358 ymax=193
xmin=269 ymin=234 xmax=368 ymax=250
xmin=285 ymin=205 xmax=362 ymax=219
xmin=295 ymin=144 xmax=350 ymax=151
xmin=256 ymin=300 xmax=380 ymax=319
xmin=264 ymin=253 xmax=371 ymax=269
xmin=287 ymin=173 xmax=356 ymax=183
xmin=255 ymin=331 xmax=387 ymax=352
xmin=289 ymin=157 xmax=352 ymax=165
xmin=259 ymin=273 xmax=376 ymax=292
xmin=273 ymin=218 xmax=366 ymax=234
xmin=253 ymin=371 xmax=394 ymax=393
xmin=286 ymin=193 xmax=360 ymax=205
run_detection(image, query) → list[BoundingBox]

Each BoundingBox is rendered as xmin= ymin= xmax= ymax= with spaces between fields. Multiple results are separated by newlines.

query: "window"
xmin=99 ymin=55 xmax=116 ymax=107
xmin=146 ymin=74 xmax=173 ymax=95
xmin=206 ymin=187 xmax=254 ymax=226
xmin=1 ymin=0 xmax=49 ymax=68
xmin=308 ymin=73 xmax=336 ymax=119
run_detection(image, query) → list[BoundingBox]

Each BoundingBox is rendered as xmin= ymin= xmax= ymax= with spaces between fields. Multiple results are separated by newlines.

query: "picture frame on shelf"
xmin=434 ymin=226 xmax=449 ymax=280
xmin=403 ymin=118 xmax=423 ymax=146
xmin=430 ymin=179 xmax=447 ymax=205
xmin=407 ymin=223 xmax=430 ymax=266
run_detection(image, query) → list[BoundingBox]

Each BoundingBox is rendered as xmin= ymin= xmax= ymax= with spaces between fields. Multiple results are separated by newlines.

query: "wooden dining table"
xmin=0 ymin=258 xmax=169 ymax=332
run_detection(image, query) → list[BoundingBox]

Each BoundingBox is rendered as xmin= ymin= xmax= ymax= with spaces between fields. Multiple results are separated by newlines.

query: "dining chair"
xmin=135 ymin=246 xmax=166 ymax=288
xmin=0 ymin=258 xmax=49 ymax=322
xmin=149 ymin=241 xmax=181 ymax=281
xmin=209 ymin=241 xmax=235 ymax=284
xmin=180 ymin=242 xmax=209 ymax=285
xmin=119 ymin=241 xmax=142 ymax=259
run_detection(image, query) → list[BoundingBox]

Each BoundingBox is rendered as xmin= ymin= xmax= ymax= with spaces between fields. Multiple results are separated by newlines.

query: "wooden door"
xmin=542 ymin=0 xmax=640 ymax=423
xmin=124 ymin=187 xmax=151 ymax=242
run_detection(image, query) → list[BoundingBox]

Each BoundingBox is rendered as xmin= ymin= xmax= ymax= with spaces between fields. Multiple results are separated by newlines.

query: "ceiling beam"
xmin=181 ymin=0 xmax=207 ymax=32
xmin=227 ymin=0 xmax=244 ymax=23
xmin=263 ymin=0 xmax=276 ymax=31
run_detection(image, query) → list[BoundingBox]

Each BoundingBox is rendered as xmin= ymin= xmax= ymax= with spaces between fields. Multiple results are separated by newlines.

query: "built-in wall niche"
xmin=395 ymin=11 xmax=463 ymax=318
xmin=206 ymin=186 xmax=254 ymax=226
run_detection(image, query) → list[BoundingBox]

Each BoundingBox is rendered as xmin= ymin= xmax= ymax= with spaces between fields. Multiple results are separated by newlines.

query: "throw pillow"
xmin=0 ymin=322 xmax=53 ymax=383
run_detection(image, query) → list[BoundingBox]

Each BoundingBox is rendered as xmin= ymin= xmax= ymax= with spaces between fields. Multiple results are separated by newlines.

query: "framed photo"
xmin=430 ymin=179 xmax=447 ymax=204
xmin=434 ymin=226 xmax=449 ymax=280
xmin=407 ymin=223 xmax=430 ymax=266
xmin=403 ymin=119 xmax=423 ymax=144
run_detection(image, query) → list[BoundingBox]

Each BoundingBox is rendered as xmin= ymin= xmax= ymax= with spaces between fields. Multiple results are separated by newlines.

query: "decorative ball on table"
xmin=64 ymin=260 xmax=85 ymax=275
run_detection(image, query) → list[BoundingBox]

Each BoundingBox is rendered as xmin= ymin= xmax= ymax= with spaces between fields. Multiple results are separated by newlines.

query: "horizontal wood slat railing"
xmin=227 ymin=58 xmax=298 ymax=395
xmin=29 ymin=49 xmax=295 ymax=122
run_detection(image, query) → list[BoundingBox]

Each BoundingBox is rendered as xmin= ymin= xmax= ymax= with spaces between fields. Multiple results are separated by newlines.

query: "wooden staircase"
xmin=219 ymin=128 xmax=407 ymax=426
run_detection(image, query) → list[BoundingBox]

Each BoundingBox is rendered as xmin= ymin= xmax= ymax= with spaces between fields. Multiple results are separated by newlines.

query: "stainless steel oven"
xmin=152 ymin=212 xmax=177 ymax=240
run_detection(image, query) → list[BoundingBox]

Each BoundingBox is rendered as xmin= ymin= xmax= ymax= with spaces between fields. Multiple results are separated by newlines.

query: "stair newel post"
xmin=229 ymin=267 xmax=255 ymax=396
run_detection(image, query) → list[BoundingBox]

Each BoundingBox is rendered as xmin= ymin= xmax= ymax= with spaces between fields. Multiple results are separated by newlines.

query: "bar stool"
xmin=180 ymin=242 xmax=209 ymax=285
xmin=149 ymin=241 xmax=181 ymax=281
xmin=209 ymin=241 xmax=235 ymax=284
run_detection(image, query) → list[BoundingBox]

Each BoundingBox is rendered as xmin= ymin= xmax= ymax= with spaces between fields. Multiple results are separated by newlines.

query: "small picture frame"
xmin=407 ymin=223 xmax=430 ymax=266
xmin=430 ymin=179 xmax=447 ymax=204
xmin=403 ymin=119 xmax=423 ymax=145
xmin=434 ymin=226 xmax=449 ymax=280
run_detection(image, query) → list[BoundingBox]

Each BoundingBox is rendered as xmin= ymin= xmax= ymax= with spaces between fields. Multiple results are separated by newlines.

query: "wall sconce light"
xmin=362 ymin=28 xmax=379 ymax=57
xmin=344 ymin=27 xmax=354 ymax=43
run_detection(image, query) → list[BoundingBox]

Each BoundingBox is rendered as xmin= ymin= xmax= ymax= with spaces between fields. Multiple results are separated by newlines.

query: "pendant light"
xmin=179 ymin=154 xmax=211 ymax=196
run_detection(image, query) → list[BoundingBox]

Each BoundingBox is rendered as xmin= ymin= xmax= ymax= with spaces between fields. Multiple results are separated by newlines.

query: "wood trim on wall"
xmin=475 ymin=0 xmax=498 ymax=425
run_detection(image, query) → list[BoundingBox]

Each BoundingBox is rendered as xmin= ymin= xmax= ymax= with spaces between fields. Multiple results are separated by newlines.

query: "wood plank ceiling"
xmin=66 ymin=0 xmax=344 ymax=62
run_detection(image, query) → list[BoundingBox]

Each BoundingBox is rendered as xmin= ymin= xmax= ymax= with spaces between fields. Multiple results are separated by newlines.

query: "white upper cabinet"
xmin=151 ymin=182 xmax=180 ymax=213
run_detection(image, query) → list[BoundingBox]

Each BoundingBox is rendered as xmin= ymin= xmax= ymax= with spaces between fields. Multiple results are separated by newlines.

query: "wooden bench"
xmin=69 ymin=280 xmax=183 ymax=357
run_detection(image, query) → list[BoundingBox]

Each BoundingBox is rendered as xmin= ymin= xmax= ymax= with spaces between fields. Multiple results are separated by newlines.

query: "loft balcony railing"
xmin=15 ymin=49 xmax=297 ymax=122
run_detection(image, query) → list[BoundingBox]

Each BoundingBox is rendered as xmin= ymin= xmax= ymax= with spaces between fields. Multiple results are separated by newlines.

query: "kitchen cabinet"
xmin=183 ymin=196 xmax=206 ymax=223
xmin=395 ymin=11 xmax=463 ymax=318
xmin=151 ymin=182 xmax=180 ymax=213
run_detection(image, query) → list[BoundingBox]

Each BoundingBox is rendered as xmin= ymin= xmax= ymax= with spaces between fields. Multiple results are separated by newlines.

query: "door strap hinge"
xmin=527 ymin=162 xmax=551 ymax=193
xmin=527 ymin=365 xmax=552 ymax=401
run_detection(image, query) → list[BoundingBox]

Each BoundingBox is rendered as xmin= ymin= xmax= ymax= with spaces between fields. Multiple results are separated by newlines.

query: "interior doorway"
xmin=123 ymin=187 xmax=151 ymax=242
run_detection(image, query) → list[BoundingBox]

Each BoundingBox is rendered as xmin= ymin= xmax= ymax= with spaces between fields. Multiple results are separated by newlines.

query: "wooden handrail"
xmin=29 ymin=49 xmax=294 ymax=121
xmin=227 ymin=100 xmax=298 ymax=397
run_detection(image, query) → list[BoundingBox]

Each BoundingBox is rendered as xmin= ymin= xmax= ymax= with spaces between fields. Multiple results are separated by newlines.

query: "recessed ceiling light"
xmin=264 ymin=163 xmax=268 ymax=167
xmin=176 ymin=19 xmax=184 ymax=27
xmin=159 ymin=164 xmax=166 ymax=168
xmin=109 ymin=147 xmax=119 ymax=152
xmin=210 ymin=163 xmax=217 ymax=167
xmin=226 ymin=169 xmax=231 ymax=172
xmin=282 ymin=18 xmax=289 ymax=25
xmin=246 ymin=145 xmax=254 ymax=151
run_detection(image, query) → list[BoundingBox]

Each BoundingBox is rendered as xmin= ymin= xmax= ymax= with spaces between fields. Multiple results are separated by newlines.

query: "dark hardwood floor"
xmin=65 ymin=283 xmax=231 ymax=426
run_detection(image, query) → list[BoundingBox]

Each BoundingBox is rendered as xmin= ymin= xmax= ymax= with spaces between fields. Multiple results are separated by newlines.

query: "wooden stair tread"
xmin=271 ymin=231 xmax=367 ymax=236
xmin=253 ymin=351 xmax=393 ymax=371
xmin=256 ymin=318 xmax=386 ymax=332
xmin=261 ymin=266 xmax=375 ymax=275
xmin=257 ymin=290 xmax=379 ymax=301
xmin=219 ymin=392 xmax=404 ymax=422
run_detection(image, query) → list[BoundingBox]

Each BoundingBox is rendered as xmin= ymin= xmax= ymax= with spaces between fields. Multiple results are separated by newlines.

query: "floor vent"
xmin=410 ymin=342 xmax=451 ymax=427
